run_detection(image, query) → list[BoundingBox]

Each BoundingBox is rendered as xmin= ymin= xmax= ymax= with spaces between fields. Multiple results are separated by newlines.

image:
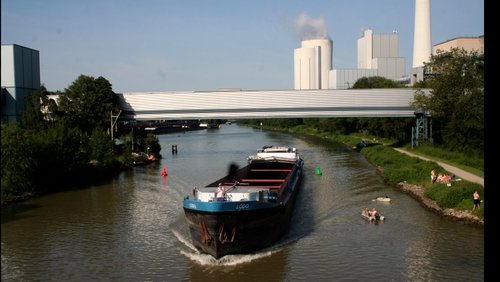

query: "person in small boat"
xmin=364 ymin=207 xmax=370 ymax=217
xmin=371 ymin=208 xmax=379 ymax=220
xmin=215 ymin=183 xmax=226 ymax=200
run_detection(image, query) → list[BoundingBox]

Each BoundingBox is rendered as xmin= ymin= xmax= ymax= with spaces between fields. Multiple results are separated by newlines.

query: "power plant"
xmin=294 ymin=0 xmax=432 ymax=89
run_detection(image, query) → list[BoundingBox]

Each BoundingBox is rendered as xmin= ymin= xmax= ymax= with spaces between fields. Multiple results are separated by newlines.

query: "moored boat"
xmin=182 ymin=145 xmax=304 ymax=259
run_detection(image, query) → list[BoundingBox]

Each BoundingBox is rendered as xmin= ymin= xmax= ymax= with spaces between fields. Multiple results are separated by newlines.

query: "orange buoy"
xmin=161 ymin=166 xmax=168 ymax=176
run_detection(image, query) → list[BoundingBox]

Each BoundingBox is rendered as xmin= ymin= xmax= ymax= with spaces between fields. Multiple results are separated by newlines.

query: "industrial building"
xmin=357 ymin=29 xmax=406 ymax=80
xmin=1 ymin=44 xmax=41 ymax=122
xmin=293 ymin=38 xmax=333 ymax=90
xmin=433 ymin=36 xmax=484 ymax=55
xmin=329 ymin=29 xmax=406 ymax=89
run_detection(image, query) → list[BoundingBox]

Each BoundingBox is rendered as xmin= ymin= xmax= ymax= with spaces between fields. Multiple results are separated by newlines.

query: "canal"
xmin=1 ymin=124 xmax=484 ymax=281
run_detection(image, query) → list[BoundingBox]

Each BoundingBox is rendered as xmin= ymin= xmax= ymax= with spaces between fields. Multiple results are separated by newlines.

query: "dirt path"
xmin=393 ymin=148 xmax=484 ymax=187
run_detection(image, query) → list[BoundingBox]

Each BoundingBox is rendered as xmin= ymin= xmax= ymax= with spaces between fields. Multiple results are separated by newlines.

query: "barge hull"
xmin=184 ymin=185 xmax=300 ymax=258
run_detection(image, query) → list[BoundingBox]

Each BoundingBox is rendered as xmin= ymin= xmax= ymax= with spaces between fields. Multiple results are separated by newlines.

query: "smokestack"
xmin=412 ymin=0 xmax=432 ymax=68
xmin=293 ymin=12 xmax=332 ymax=90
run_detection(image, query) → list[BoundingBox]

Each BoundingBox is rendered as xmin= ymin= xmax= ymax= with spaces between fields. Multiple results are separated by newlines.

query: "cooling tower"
xmin=294 ymin=47 xmax=319 ymax=89
xmin=294 ymin=38 xmax=332 ymax=90
xmin=412 ymin=0 xmax=432 ymax=68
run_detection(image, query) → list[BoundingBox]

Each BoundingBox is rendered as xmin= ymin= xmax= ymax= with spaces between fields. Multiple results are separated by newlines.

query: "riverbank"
xmin=397 ymin=181 xmax=484 ymax=226
xmin=241 ymin=123 xmax=484 ymax=225
xmin=362 ymin=144 xmax=483 ymax=226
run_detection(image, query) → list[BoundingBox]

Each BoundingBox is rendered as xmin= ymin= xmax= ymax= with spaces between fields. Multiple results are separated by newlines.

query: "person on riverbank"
xmin=431 ymin=169 xmax=437 ymax=183
xmin=473 ymin=190 xmax=480 ymax=210
xmin=437 ymin=173 xmax=452 ymax=184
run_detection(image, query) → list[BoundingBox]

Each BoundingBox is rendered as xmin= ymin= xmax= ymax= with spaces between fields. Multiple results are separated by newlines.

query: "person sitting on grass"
xmin=437 ymin=174 xmax=452 ymax=184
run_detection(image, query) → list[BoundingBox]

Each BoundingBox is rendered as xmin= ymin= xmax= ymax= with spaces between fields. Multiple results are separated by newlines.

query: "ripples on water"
xmin=1 ymin=125 xmax=484 ymax=281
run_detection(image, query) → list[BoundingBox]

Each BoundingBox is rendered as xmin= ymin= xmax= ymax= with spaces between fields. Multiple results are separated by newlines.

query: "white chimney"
xmin=412 ymin=0 xmax=432 ymax=68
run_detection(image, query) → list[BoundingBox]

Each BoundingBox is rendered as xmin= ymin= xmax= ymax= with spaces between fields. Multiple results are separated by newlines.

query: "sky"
xmin=1 ymin=0 xmax=484 ymax=93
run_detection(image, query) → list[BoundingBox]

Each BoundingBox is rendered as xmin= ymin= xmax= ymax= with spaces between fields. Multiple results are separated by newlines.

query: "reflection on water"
xmin=1 ymin=124 xmax=483 ymax=281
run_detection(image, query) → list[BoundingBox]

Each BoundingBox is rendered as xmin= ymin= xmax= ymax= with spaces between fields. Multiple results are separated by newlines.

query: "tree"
xmin=144 ymin=132 xmax=162 ymax=158
xmin=29 ymin=123 xmax=89 ymax=192
xmin=57 ymin=75 xmax=120 ymax=134
xmin=412 ymin=48 xmax=484 ymax=154
xmin=22 ymin=85 xmax=49 ymax=130
xmin=88 ymin=128 xmax=114 ymax=166
xmin=1 ymin=123 xmax=35 ymax=202
xmin=352 ymin=76 xmax=402 ymax=89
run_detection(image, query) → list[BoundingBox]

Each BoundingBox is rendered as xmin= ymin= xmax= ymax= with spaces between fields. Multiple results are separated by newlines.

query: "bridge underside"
xmin=117 ymin=88 xmax=428 ymax=121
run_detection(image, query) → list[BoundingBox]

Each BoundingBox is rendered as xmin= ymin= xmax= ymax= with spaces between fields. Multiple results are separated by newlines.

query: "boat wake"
xmin=180 ymin=249 xmax=277 ymax=266
xmin=172 ymin=228 xmax=297 ymax=266
xmin=172 ymin=229 xmax=199 ymax=253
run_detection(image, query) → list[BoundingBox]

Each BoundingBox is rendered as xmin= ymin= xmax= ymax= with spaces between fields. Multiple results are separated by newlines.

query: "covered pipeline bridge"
xmin=117 ymin=88 xmax=430 ymax=121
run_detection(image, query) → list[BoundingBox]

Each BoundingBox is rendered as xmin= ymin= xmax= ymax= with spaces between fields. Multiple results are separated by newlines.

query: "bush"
xmin=1 ymin=123 xmax=35 ymax=203
xmin=89 ymin=128 xmax=114 ymax=166
xmin=144 ymin=132 xmax=161 ymax=157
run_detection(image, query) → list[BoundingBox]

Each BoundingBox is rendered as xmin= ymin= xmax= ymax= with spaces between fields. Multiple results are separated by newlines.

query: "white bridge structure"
xmin=117 ymin=88 xmax=430 ymax=121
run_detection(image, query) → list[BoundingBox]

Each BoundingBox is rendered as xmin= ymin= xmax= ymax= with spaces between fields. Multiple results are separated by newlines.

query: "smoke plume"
xmin=294 ymin=12 xmax=329 ymax=40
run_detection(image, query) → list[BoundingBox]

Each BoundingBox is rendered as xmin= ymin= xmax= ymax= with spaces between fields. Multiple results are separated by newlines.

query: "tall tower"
xmin=411 ymin=0 xmax=431 ymax=84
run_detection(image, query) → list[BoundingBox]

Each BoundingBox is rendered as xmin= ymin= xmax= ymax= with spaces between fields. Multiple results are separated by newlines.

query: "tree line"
xmin=1 ymin=75 xmax=161 ymax=205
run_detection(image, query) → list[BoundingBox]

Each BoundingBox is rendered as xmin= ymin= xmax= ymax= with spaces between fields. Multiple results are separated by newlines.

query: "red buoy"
xmin=161 ymin=166 xmax=168 ymax=176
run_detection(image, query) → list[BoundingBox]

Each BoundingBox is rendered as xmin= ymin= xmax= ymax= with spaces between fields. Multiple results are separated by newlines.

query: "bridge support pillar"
xmin=411 ymin=110 xmax=432 ymax=148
